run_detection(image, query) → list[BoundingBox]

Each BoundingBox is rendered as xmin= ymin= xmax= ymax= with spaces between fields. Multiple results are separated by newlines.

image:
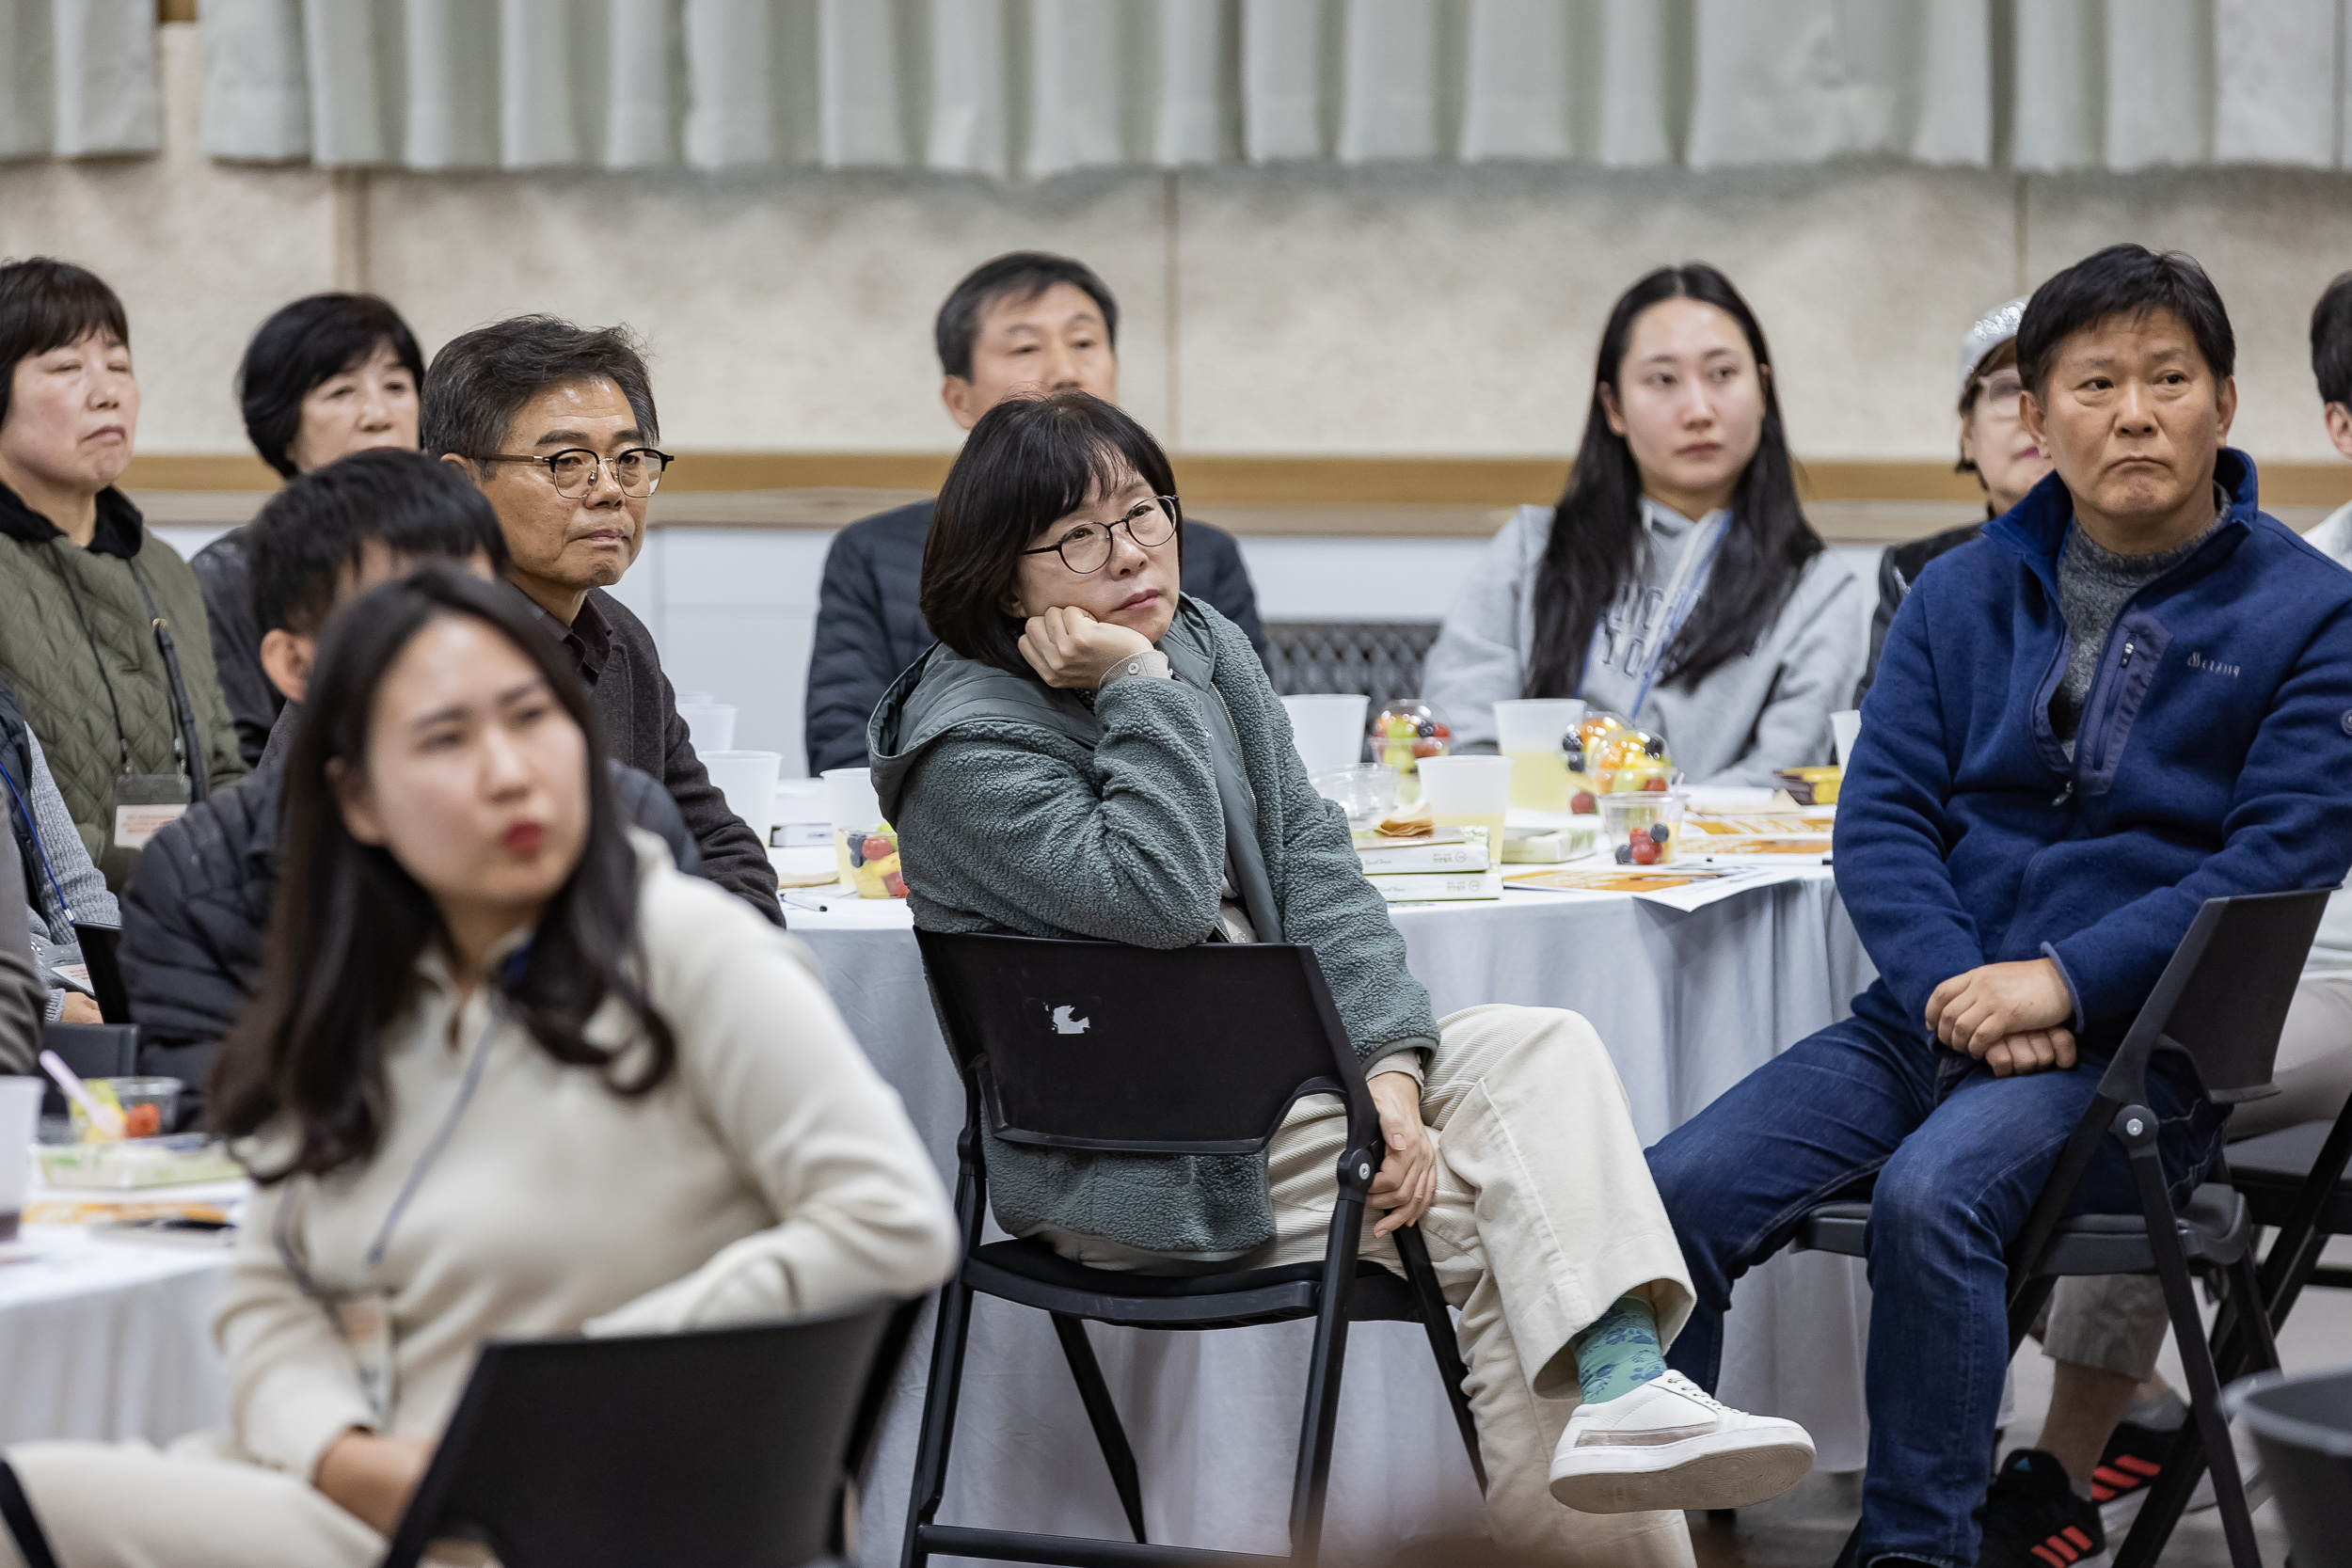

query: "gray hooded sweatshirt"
xmin=1421 ymin=500 xmax=1864 ymax=784
xmin=869 ymin=598 xmax=1438 ymax=1256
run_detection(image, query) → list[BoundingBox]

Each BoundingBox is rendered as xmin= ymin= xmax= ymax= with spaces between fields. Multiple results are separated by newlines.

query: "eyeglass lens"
xmin=1058 ymin=499 xmax=1176 ymax=572
xmin=548 ymin=449 xmax=668 ymax=497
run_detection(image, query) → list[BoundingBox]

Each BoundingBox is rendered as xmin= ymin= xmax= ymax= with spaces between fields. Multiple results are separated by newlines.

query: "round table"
xmin=791 ymin=868 xmax=1882 ymax=1564
xmin=0 ymin=1186 xmax=240 ymax=1449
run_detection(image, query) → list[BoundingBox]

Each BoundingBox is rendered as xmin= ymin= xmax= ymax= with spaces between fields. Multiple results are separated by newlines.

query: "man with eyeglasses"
xmin=426 ymin=316 xmax=783 ymax=924
xmin=1854 ymin=299 xmax=2057 ymax=702
xmin=803 ymin=251 xmax=1266 ymax=775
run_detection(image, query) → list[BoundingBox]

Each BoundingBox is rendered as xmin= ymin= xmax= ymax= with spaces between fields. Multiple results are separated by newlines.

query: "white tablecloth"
xmin=794 ymin=871 xmax=1882 ymax=1565
xmin=0 ymin=1222 xmax=230 ymax=1448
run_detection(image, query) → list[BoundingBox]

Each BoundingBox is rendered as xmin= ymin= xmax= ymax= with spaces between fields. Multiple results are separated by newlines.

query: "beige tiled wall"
xmin=6 ymin=25 xmax=2350 ymax=468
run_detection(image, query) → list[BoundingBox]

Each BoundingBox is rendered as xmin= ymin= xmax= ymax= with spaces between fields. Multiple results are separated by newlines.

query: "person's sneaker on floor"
xmin=2089 ymin=1393 xmax=2220 ymax=1530
xmin=1547 ymin=1369 xmax=1814 ymax=1513
xmin=1977 ymin=1449 xmax=2106 ymax=1567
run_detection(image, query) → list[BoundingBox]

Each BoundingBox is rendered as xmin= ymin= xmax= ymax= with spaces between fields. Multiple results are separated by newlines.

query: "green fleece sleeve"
xmin=1217 ymin=618 xmax=1443 ymax=1067
xmin=894 ymin=676 xmax=1230 ymax=948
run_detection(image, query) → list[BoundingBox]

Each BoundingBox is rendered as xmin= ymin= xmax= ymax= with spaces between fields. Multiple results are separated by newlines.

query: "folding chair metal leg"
xmin=1393 ymin=1225 xmax=1485 ymax=1494
xmin=1050 ymin=1312 xmax=1149 ymax=1544
xmin=2110 ymin=1106 xmax=2263 ymax=1568
xmin=1286 ymin=1197 xmax=1366 ymax=1561
xmin=901 ymin=1280 xmax=977 ymax=1568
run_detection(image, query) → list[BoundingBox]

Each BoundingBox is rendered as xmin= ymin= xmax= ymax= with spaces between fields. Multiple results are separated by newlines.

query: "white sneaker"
xmin=1549 ymin=1370 xmax=1816 ymax=1513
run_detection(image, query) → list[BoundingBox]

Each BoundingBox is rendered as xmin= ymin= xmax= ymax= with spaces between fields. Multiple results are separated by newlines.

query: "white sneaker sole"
xmin=1549 ymin=1426 xmax=1816 ymax=1514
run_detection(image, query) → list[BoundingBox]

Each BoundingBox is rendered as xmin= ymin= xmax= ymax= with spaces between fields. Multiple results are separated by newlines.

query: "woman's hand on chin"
xmin=1017 ymin=605 xmax=1155 ymax=689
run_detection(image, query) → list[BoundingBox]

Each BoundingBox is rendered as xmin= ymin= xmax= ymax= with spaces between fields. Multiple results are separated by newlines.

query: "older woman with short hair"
xmin=0 ymin=257 xmax=244 ymax=888
xmin=198 ymin=293 xmax=427 ymax=767
xmin=870 ymin=391 xmax=1818 ymax=1565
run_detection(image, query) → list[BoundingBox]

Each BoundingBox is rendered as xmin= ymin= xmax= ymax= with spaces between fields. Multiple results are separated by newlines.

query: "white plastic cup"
xmin=1493 ymin=698 xmax=1586 ymax=754
xmin=0 ymin=1078 xmax=40 ymax=1241
xmin=703 ymin=752 xmax=783 ymax=848
xmin=676 ymin=702 xmax=739 ymax=754
xmin=1831 ymin=708 xmax=1863 ymax=767
xmin=1280 ymin=693 xmax=1371 ymax=775
xmin=1416 ymin=754 xmax=1514 ymax=850
xmin=821 ymin=766 xmax=883 ymax=834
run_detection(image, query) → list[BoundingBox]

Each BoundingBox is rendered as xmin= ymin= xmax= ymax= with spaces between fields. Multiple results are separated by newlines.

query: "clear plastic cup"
xmin=0 ymin=1078 xmax=37 ymax=1240
xmin=1417 ymin=754 xmax=1513 ymax=854
xmin=1600 ymin=792 xmax=1686 ymax=866
xmin=702 ymin=752 xmax=782 ymax=849
xmin=72 ymin=1076 xmax=182 ymax=1142
xmin=1494 ymin=699 xmax=1587 ymax=812
xmin=1281 ymin=694 xmax=1371 ymax=774
xmin=1309 ymin=764 xmax=1398 ymax=828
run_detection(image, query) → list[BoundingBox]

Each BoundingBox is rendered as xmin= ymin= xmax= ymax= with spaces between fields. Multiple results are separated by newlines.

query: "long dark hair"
xmin=923 ymin=391 xmax=1180 ymax=676
xmin=1525 ymin=264 xmax=1822 ymax=699
xmin=209 ymin=566 xmax=678 ymax=1182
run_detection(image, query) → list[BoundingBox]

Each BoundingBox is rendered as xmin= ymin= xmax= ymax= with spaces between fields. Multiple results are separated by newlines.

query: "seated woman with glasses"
xmin=0 ymin=567 xmax=955 ymax=1568
xmin=1421 ymin=264 xmax=1863 ymax=783
xmin=1852 ymin=299 xmax=2058 ymax=700
xmin=869 ymin=390 xmax=1817 ymax=1564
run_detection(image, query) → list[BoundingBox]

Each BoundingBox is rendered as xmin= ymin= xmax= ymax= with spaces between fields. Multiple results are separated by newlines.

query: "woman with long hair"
xmin=1422 ymin=264 xmax=1863 ymax=784
xmin=870 ymin=391 xmax=1816 ymax=1565
xmin=0 ymin=567 xmax=954 ymax=1566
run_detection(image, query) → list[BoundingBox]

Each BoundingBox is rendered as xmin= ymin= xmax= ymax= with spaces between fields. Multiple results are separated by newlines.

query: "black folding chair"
xmin=901 ymin=930 xmax=1483 ymax=1568
xmin=2112 ymin=1053 xmax=2352 ymax=1556
xmin=380 ymin=1302 xmax=910 ymax=1568
xmin=1797 ymin=889 xmax=2331 ymax=1568
xmin=36 ymin=1021 xmax=136 ymax=1117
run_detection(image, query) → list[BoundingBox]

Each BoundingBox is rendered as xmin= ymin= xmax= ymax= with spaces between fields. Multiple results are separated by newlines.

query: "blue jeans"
xmin=1645 ymin=984 xmax=2226 ymax=1568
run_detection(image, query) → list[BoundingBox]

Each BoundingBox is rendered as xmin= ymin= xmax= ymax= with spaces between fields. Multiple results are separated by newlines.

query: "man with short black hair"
xmin=424 ymin=315 xmax=781 ymax=924
xmin=803 ymin=251 xmax=1265 ymax=773
xmin=2303 ymin=270 xmax=2352 ymax=564
xmin=118 ymin=451 xmax=699 ymax=1089
xmin=1645 ymin=245 xmax=2352 ymax=1567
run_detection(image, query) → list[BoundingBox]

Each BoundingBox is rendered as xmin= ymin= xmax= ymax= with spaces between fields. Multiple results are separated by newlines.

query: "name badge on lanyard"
xmin=112 ymin=771 xmax=190 ymax=850
xmin=276 ymin=1005 xmax=504 ymax=1431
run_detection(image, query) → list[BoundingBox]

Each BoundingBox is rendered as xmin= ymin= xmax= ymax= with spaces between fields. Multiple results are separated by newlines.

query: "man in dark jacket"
xmin=119 ymin=452 xmax=698 ymax=1089
xmin=424 ymin=314 xmax=781 ymax=924
xmin=803 ymin=251 xmax=1265 ymax=774
xmin=1647 ymin=246 xmax=2352 ymax=1568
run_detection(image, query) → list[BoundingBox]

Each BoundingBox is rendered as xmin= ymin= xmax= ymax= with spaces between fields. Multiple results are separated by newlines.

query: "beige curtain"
xmin=13 ymin=1 xmax=2351 ymax=174
xmin=0 ymin=0 xmax=159 ymax=160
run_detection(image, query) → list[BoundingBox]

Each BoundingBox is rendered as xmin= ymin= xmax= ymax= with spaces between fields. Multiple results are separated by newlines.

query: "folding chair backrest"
xmin=914 ymin=929 xmax=1373 ymax=1155
xmin=37 ymin=1022 xmax=136 ymax=1117
xmin=2123 ymin=889 xmax=2333 ymax=1104
xmin=380 ymin=1303 xmax=898 ymax=1568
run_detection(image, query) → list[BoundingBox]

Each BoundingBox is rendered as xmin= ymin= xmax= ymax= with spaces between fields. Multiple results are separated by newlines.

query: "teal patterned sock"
xmin=1570 ymin=1293 xmax=1667 ymax=1405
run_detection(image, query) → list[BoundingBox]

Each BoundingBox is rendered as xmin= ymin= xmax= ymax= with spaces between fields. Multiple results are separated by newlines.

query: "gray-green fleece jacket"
xmin=869 ymin=598 xmax=1439 ymax=1256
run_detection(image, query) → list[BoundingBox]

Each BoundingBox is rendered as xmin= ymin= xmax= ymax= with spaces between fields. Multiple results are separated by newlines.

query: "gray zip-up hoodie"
xmin=869 ymin=598 xmax=1439 ymax=1256
xmin=1422 ymin=501 xmax=1865 ymax=784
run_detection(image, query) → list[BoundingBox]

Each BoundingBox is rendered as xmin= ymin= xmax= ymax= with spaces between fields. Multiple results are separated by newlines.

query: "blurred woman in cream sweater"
xmin=0 ymin=567 xmax=956 ymax=1567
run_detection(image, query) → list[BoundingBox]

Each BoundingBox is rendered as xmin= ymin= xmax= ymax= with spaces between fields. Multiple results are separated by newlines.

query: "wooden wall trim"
xmin=120 ymin=451 xmax=2352 ymax=542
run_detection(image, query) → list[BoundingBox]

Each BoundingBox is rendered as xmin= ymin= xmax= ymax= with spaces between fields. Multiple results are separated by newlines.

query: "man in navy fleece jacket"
xmin=1646 ymin=245 xmax=2352 ymax=1568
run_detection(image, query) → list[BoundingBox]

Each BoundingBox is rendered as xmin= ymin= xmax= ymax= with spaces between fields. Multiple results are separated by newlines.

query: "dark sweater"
xmin=534 ymin=585 xmax=784 ymax=926
xmin=803 ymin=499 xmax=1268 ymax=775
xmin=190 ymin=530 xmax=284 ymax=771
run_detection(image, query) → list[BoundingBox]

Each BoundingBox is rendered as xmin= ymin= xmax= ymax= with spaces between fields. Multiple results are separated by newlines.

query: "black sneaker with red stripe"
xmin=2088 ymin=1419 xmax=2173 ymax=1533
xmin=1977 ymin=1449 xmax=2107 ymax=1568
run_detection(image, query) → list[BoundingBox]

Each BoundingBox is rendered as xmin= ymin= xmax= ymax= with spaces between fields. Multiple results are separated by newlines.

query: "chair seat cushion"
xmin=2227 ymin=1120 xmax=2352 ymax=1233
xmin=964 ymin=1237 xmax=1421 ymax=1329
xmin=1792 ymin=1184 xmax=2250 ymax=1275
